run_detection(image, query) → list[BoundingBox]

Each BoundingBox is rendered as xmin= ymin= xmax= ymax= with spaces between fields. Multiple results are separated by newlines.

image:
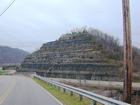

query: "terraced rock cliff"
xmin=19 ymin=31 xmax=121 ymax=80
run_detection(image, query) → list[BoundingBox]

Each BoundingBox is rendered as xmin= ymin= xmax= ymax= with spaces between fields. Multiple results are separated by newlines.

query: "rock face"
xmin=20 ymin=32 xmax=120 ymax=80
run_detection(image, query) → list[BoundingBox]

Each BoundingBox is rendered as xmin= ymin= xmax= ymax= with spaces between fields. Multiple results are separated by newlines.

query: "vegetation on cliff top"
xmin=60 ymin=27 xmax=140 ymax=73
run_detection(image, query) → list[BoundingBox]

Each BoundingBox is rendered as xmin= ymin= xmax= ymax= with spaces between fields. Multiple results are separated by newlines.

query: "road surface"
xmin=0 ymin=76 xmax=62 ymax=105
xmin=49 ymin=77 xmax=140 ymax=88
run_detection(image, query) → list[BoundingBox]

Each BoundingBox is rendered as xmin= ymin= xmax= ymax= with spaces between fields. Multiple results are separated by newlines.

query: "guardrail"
xmin=33 ymin=74 xmax=131 ymax=105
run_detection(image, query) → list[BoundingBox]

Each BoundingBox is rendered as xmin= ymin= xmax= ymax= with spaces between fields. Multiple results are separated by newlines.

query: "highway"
xmin=49 ymin=78 xmax=140 ymax=88
xmin=0 ymin=76 xmax=62 ymax=105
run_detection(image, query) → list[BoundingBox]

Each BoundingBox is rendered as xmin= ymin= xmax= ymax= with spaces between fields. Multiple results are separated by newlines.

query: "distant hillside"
xmin=0 ymin=46 xmax=29 ymax=65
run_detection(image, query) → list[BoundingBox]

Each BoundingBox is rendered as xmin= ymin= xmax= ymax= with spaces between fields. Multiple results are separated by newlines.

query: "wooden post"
xmin=122 ymin=0 xmax=132 ymax=103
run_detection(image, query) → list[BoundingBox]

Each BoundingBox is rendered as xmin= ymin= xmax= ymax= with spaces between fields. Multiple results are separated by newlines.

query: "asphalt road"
xmin=0 ymin=76 xmax=62 ymax=105
xmin=49 ymin=78 xmax=140 ymax=88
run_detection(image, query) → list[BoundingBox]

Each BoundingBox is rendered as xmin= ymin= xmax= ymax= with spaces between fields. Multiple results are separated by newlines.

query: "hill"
xmin=19 ymin=27 xmax=140 ymax=81
xmin=0 ymin=46 xmax=29 ymax=65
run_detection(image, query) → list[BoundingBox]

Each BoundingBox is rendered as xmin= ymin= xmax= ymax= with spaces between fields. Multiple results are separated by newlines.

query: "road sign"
xmin=60 ymin=74 xmax=62 ymax=78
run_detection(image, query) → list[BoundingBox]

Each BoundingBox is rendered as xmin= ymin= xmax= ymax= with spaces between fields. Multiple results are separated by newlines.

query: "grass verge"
xmin=33 ymin=78 xmax=100 ymax=105
xmin=0 ymin=70 xmax=10 ymax=75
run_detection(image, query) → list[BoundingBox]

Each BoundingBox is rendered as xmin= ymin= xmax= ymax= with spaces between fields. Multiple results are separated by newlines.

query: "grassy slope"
xmin=0 ymin=70 xmax=10 ymax=75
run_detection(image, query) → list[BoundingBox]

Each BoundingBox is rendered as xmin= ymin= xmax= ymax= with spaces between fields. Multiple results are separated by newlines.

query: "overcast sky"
xmin=0 ymin=0 xmax=139 ymax=53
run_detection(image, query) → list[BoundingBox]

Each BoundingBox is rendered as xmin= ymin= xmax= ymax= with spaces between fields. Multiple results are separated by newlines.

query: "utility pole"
xmin=122 ymin=0 xmax=132 ymax=104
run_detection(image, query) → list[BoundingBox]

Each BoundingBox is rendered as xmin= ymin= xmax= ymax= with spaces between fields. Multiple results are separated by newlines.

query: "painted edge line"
xmin=31 ymin=78 xmax=63 ymax=105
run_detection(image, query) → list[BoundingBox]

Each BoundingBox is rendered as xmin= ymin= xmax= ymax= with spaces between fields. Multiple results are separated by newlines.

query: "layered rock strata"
xmin=19 ymin=33 xmax=120 ymax=80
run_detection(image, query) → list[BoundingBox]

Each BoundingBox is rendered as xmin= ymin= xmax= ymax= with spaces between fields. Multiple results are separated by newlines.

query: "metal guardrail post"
xmin=63 ymin=88 xmax=66 ymax=93
xmin=70 ymin=91 xmax=73 ymax=96
xmin=54 ymin=85 xmax=56 ymax=88
xmin=79 ymin=94 xmax=83 ymax=101
xmin=92 ymin=100 xmax=97 ymax=105
xmin=92 ymin=91 xmax=97 ymax=105
xmin=58 ymin=86 xmax=60 ymax=91
xmin=47 ymin=82 xmax=49 ymax=85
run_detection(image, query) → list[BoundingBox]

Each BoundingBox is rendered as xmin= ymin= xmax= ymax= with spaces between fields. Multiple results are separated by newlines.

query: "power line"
xmin=0 ymin=0 xmax=15 ymax=16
